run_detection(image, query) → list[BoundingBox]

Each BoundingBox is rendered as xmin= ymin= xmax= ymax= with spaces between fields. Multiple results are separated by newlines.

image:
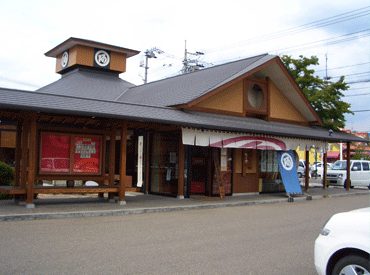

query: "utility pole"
xmin=141 ymin=47 xmax=164 ymax=84
xmin=324 ymin=53 xmax=331 ymax=81
xmin=182 ymin=40 xmax=204 ymax=74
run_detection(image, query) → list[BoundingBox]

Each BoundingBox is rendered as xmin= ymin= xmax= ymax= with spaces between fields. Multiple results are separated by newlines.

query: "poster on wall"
xmin=137 ymin=136 xmax=143 ymax=187
xmin=73 ymin=137 xmax=101 ymax=173
xmin=40 ymin=135 xmax=71 ymax=173
xmin=267 ymin=150 xmax=274 ymax=172
xmin=260 ymin=150 xmax=267 ymax=172
xmin=273 ymin=151 xmax=279 ymax=172
xmin=221 ymin=148 xmax=228 ymax=171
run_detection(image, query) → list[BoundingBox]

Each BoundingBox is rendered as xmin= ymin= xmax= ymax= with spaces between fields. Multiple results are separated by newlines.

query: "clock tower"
xmin=45 ymin=37 xmax=140 ymax=75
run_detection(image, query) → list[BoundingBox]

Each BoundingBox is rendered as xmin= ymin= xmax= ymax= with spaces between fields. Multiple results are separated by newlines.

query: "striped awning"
xmin=182 ymin=127 xmax=327 ymax=151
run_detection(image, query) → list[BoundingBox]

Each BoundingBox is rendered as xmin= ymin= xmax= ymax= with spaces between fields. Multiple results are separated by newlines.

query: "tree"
xmin=281 ymin=55 xmax=353 ymax=129
xmin=352 ymin=143 xmax=370 ymax=160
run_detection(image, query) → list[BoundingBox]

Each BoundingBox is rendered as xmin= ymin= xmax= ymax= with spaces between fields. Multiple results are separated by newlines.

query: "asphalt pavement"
xmin=1 ymin=181 xmax=369 ymax=221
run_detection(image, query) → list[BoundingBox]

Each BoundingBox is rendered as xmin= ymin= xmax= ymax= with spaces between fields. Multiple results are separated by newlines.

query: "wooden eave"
xmin=274 ymin=58 xmax=323 ymax=125
xmin=172 ymin=57 xmax=323 ymax=126
xmin=45 ymin=37 xmax=140 ymax=58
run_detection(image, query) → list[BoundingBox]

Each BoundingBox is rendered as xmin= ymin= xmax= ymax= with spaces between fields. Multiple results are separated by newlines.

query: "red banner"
xmin=40 ymin=135 xmax=71 ymax=172
xmin=73 ymin=137 xmax=101 ymax=173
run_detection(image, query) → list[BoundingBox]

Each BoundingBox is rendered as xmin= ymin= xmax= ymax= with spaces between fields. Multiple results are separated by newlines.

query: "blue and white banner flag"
xmin=277 ymin=151 xmax=302 ymax=195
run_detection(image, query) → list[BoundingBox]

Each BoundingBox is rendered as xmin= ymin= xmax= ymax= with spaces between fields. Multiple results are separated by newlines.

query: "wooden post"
xmin=26 ymin=115 xmax=37 ymax=208
xmin=98 ymin=134 xmax=107 ymax=199
xmin=177 ymin=135 xmax=185 ymax=199
xmin=19 ymin=119 xmax=31 ymax=204
xmin=14 ymin=120 xmax=23 ymax=187
xmin=13 ymin=120 xmax=23 ymax=202
xmin=145 ymin=132 xmax=150 ymax=194
xmin=345 ymin=141 xmax=351 ymax=190
xmin=305 ymin=149 xmax=309 ymax=190
xmin=322 ymin=152 xmax=328 ymax=189
xmin=108 ymin=129 xmax=116 ymax=202
xmin=118 ymin=124 xmax=127 ymax=205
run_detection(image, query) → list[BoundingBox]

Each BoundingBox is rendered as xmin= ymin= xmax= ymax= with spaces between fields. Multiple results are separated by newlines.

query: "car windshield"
xmin=331 ymin=161 xmax=347 ymax=170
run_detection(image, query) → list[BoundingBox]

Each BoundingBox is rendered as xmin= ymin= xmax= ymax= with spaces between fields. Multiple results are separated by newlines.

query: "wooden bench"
xmin=0 ymin=185 xmax=141 ymax=195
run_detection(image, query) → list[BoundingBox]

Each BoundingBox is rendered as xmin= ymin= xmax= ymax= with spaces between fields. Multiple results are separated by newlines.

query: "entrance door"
xmin=190 ymin=147 xmax=211 ymax=196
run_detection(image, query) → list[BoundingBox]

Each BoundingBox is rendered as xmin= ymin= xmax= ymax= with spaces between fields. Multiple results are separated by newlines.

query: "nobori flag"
xmin=277 ymin=151 xmax=302 ymax=195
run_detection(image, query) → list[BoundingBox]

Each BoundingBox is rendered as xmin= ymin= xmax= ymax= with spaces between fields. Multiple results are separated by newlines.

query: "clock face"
xmin=61 ymin=51 xmax=69 ymax=68
xmin=248 ymin=84 xmax=264 ymax=109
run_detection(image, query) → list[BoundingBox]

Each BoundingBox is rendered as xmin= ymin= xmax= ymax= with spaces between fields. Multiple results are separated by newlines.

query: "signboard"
xmin=40 ymin=135 xmax=71 ymax=173
xmin=73 ymin=137 xmax=101 ymax=173
xmin=40 ymin=133 xmax=101 ymax=174
xmin=277 ymin=151 xmax=302 ymax=195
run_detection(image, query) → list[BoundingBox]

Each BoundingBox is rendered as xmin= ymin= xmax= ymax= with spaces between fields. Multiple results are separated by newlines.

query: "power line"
xmin=206 ymin=28 xmax=369 ymax=68
xmin=0 ymin=76 xmax=40 ymax=89
xmin=206 ymin=6 xmax=370 ymax=53
xmin=331 ymin=71 xmax=370 ymax=79
xmin=315 ymin=62 xmax=370 ymax=73
xmin=346 ymin=86 xmax=370 ymax=91
xmin=344 ymin=93 xmax=370 ymax=97
xmin=347 ymin=79 xmax=370 ymax=84
xmin=274 ymin=29 xmax=370 ymax=55
xmin=352 ymin=109 xmax=370 ymax=112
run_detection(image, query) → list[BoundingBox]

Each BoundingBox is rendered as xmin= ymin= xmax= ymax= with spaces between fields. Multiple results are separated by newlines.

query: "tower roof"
xmin=45 ymin=37 xmax=140 ymax=58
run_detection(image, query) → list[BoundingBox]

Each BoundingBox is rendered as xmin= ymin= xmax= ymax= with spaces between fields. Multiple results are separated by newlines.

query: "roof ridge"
xmin=131 ymin=53 xmax=271 ymax=88
xmin=9 ymin=87 xmax=177 ymax=111
xmin=113 ymin=87 xmax=131 ymax=101
xmin=191 ymin=54 xmax=275 ymax=102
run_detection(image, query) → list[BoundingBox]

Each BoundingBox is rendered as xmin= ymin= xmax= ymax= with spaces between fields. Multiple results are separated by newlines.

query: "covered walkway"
xmin=1 ymin=186 xmax=369 ymax=221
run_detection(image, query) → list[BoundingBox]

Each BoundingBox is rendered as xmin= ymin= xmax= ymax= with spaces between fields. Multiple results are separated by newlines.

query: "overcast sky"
xmin=0 ymin=0 xmax=369 ymax=132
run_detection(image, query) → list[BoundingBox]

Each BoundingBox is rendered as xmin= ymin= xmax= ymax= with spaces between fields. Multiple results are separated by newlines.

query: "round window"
xmin=248 ymin=84 xmax=264 ymax=109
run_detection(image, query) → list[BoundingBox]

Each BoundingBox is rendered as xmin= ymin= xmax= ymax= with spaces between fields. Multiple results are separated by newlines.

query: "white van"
xmin=327 ymin=160 xmax=370 ymax=189
xmin=297 ymin=160 xmax=313 ymax=178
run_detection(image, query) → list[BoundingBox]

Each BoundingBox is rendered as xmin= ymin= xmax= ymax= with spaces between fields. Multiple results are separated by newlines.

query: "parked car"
xmin=311 ymin=162 xmax=332 ymax=178
xmin=297 ymin=159 xmax=313 ymax=178
xmin=326 ymin=160 xmax=370 ymax=189
xmin=314 ymin=207 xmax=370 ymax=275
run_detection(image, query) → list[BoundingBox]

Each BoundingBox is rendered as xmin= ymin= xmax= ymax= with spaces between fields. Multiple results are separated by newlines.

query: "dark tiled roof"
xmin=118 ymin=54 xmax=275 ymax=107
xmin=0 ymin=87 xmax=366 ymax=144
xmin=36 ymin=67 xmax=135 ymax=101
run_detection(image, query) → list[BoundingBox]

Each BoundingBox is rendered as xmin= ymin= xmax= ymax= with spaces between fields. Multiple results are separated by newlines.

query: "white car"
xmin=298 ymin=159 xmax=313 ymax=178
xmin=312 ymin=162 xmax=332 ymax=178
xmin=314 ymin=207 xmax=370 ymax=275
xmin=327 ymin=160 xmax=370 ymax=189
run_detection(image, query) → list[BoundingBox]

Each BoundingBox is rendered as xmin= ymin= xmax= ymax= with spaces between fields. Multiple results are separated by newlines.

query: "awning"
xmin=182 ymin=128 xmax=327 ymax=151
xmin=327 ymin=152 xmax=340 ymax=159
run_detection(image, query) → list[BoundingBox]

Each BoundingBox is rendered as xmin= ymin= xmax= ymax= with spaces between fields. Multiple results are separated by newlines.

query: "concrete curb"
xmin=0 ymin=191 xmax=368 ymax=221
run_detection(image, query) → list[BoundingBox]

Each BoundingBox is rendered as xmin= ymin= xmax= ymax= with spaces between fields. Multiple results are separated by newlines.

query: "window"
xmin=248 ymin=84 xmax=264 ymax=109
xmin=362 ymin=162 xmax=369 ymax=171
xmin=352 ymin=162 xmax=361 ymax=171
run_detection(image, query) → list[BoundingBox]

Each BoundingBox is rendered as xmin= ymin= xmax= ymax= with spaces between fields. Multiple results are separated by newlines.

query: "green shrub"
xmin=0 ymin=161 xmax=14 ymax=200
xmin=0 ymin=161 xmax=14 ymax=186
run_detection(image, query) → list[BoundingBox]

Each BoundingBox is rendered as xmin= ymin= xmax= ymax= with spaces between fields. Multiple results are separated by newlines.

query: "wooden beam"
xmin=20 ymin=120 xmax=30 ymax=190
xmin=108 ymin=130 xmax=116 ymax=201
xmin=118 ymin=124 xmax=127 ymax=204
xmin=14 ymin=120 xmax=23 ymax=187
xmin=305 ymin=150 xmax=309 ymax=190
xmin=345 ymin=141 xmax=351 ymax=189
xmin=177 ymin=133 xmax=185 ymax=199
xmin=322 ymin=152 xmax=328 ymax=189
xmin=26 ymin=115 xmax=37 ymax=208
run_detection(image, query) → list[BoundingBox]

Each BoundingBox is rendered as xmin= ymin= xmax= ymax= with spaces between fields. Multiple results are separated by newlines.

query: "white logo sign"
xmin=61 ymin=51 xmax=69 ymax=68
xmin=281 ymin=153 xmax=294 ymax=171
xmin=95 ymin=50 xmax=110 ymax=67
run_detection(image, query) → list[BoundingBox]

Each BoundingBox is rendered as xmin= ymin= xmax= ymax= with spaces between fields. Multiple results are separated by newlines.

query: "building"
xmin=0 ymin=38 xmax=367 ymax=208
